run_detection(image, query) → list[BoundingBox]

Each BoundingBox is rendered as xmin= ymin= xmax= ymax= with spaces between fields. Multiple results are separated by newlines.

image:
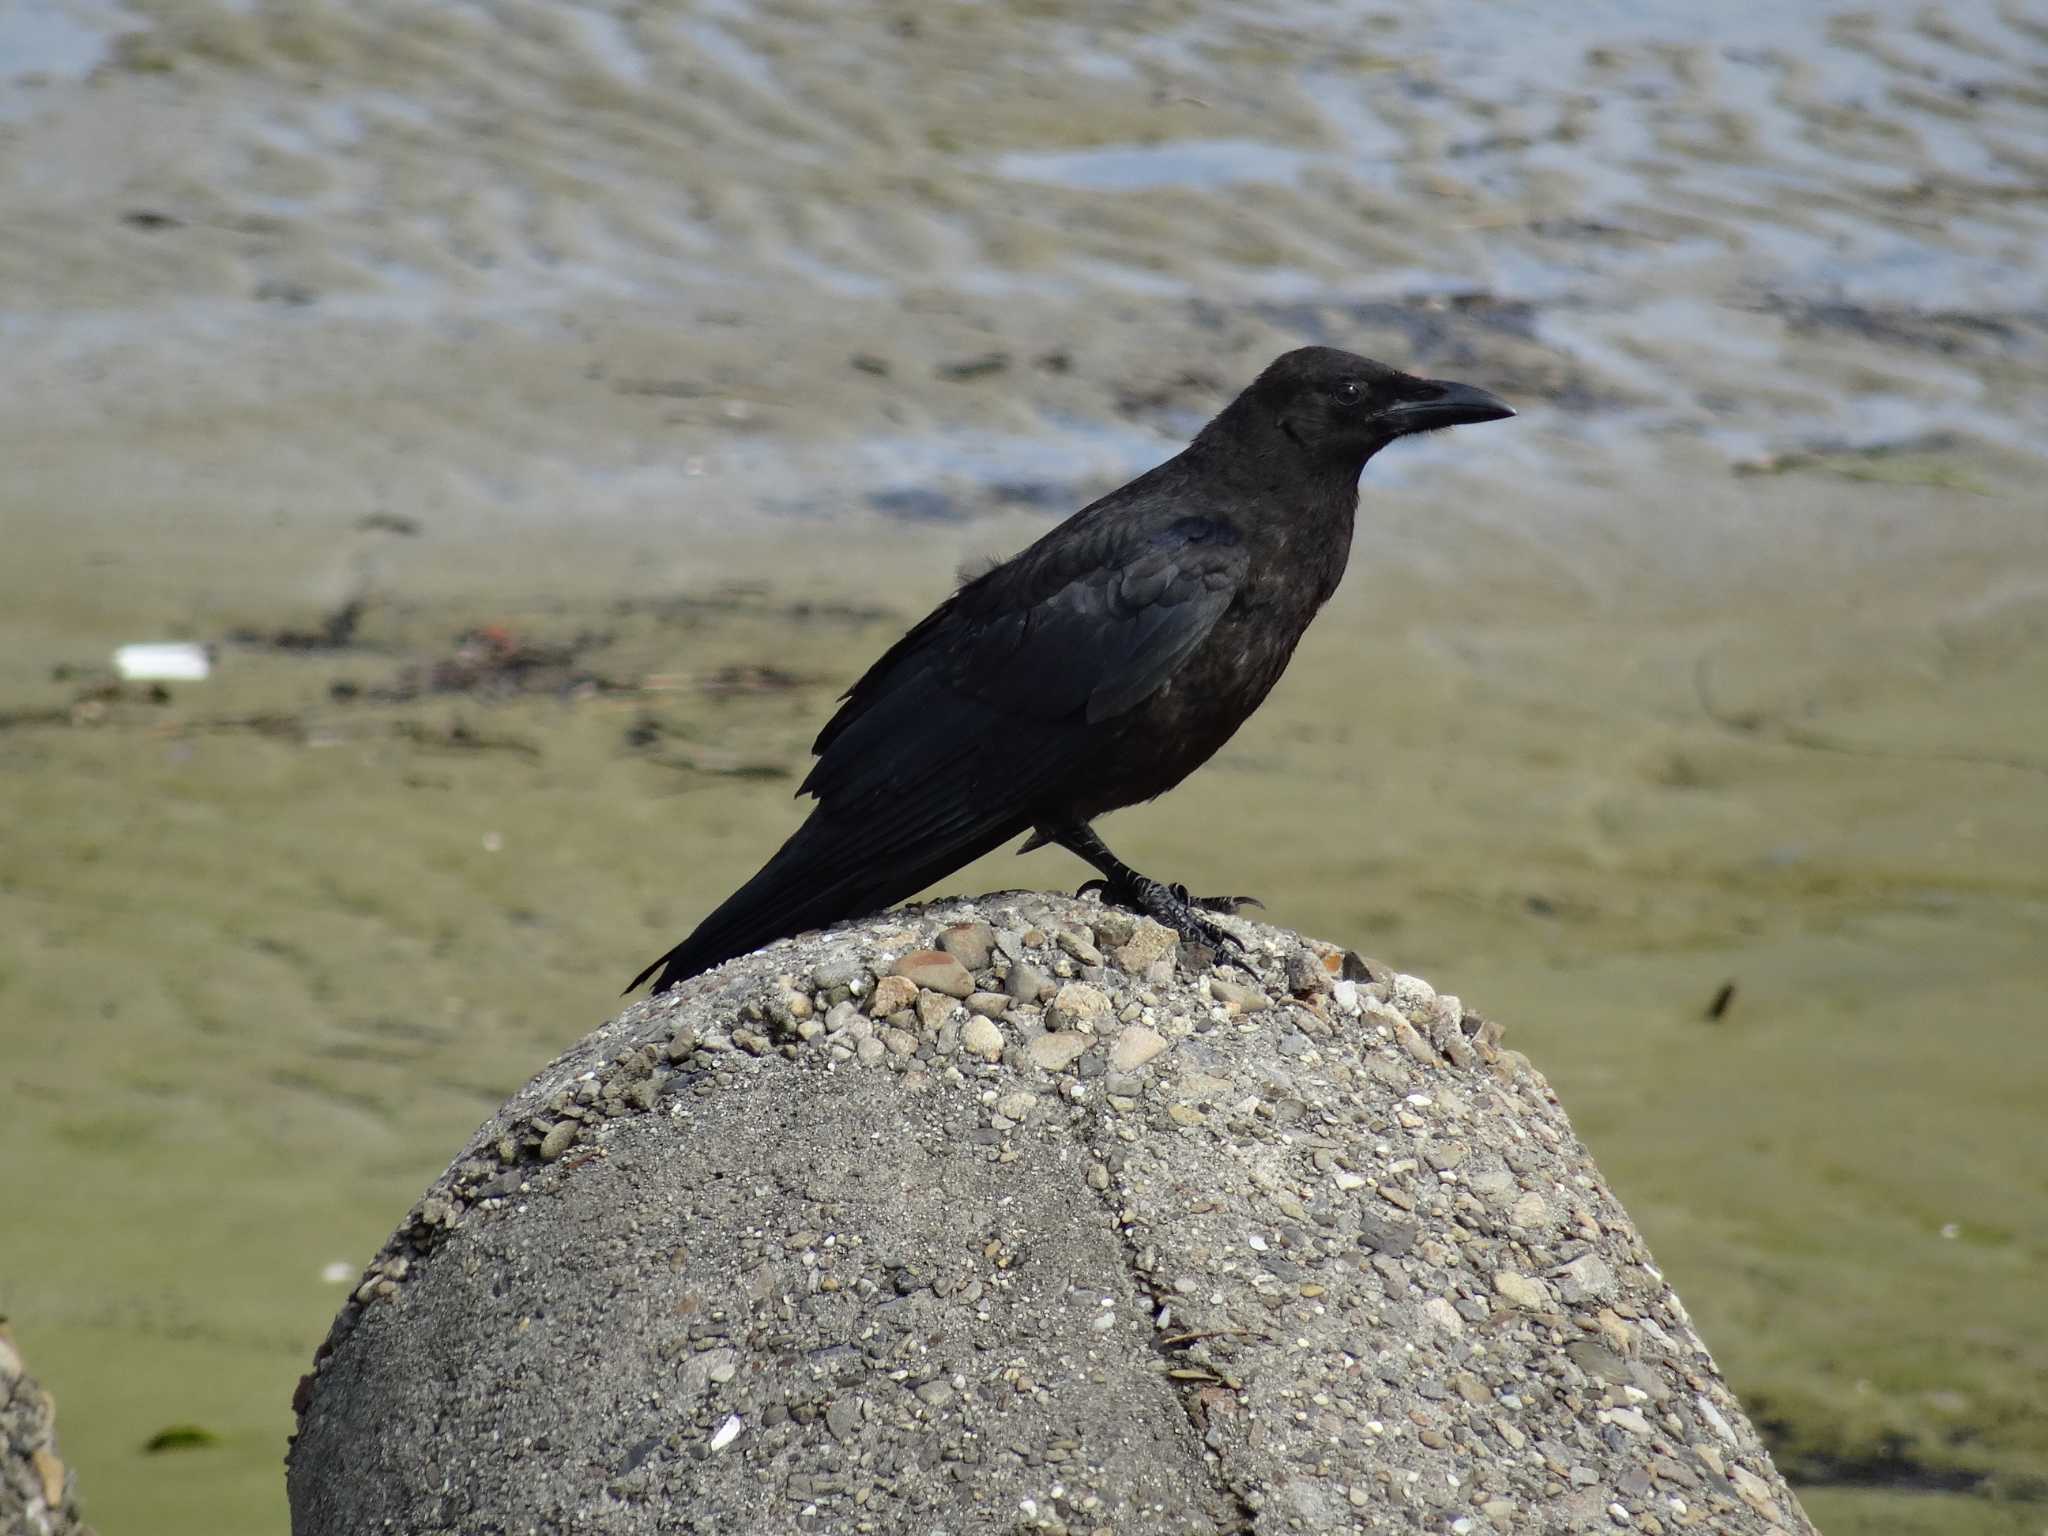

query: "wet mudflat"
xmin=2 ymin=0 xmax=2046 ymax=1532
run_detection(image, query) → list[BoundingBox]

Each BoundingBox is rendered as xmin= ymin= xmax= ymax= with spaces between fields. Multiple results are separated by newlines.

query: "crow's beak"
xmin=1383 ymin=379 xmax=1516 ymax=435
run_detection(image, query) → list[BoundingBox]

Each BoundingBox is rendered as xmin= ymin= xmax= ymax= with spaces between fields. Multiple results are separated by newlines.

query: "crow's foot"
xmin=1078 ymin=876 xmax=1250 ymax=965
xmin=1054 ymin=823 xmax=1258 ymax=974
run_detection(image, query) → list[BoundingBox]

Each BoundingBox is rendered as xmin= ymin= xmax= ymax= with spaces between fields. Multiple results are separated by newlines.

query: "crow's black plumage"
xmin=629 ymin=347 xmax=1512 ymax=994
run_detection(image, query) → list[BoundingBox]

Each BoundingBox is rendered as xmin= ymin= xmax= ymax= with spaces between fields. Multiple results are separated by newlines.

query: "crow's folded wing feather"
xmin=802 ymin=514 xmax=1246 ymax=807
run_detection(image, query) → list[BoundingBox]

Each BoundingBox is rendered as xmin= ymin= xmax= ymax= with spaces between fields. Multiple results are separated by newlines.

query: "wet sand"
xmin=3 ymin=1 xmax=2046 ymax=1532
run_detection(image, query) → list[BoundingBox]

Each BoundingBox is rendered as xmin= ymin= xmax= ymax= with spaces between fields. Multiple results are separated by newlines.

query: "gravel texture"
xmin=288 ymin=892 xmax=1815 ymax=1535
xmin=1 ymin=1326 xmax=91 ymax=1536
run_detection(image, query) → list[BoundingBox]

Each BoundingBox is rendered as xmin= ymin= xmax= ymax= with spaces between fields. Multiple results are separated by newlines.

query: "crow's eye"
xmin=1335 ymin=381 xmax=1364 ymax=405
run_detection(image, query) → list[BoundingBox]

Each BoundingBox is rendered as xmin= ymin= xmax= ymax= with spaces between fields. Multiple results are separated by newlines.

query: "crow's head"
xmin=1222 ymin=345 xmax=1514 ymax=468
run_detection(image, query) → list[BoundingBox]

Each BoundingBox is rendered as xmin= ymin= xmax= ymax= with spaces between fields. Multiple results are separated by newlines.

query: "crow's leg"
xmin=1049 ymin=823 xmax=1250 ymax=959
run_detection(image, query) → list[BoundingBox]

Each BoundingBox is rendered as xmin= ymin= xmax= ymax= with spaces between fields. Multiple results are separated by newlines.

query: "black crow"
xmin=630 ymin=346 xmax=1512 ymax=992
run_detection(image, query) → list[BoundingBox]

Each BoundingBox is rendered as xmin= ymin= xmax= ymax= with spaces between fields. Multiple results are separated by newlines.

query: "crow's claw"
xmin=1108 ymin=877 xmax=1257 ymax=973
xmin=1167 ymin=882 xmax=1264 ymax=915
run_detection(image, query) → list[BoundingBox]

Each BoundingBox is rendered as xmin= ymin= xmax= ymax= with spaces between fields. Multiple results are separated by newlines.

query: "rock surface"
xmin=288 ymin=893 xmax=1815 ymax=1536
xmin=1 ymin=1326 xmax=92 ymax=1536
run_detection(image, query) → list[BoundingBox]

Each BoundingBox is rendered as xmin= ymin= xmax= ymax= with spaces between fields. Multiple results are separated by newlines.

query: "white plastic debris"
xmin=708 ymin=1414 xmax=743 ymax=1452
xmin=114 ymin=643 xmax=210 ymax=681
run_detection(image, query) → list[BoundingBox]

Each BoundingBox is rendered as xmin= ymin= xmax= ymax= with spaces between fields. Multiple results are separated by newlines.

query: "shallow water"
xmin=2 ymin=1 xmax=2045 ymax=1532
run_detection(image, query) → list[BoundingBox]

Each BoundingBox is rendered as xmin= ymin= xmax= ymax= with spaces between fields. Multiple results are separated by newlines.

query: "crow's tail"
xmin=624 ymin=803 xmax=1029 ymax=996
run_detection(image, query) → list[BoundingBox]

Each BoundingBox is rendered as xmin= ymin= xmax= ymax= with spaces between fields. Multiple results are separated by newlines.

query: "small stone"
xmin=937 ymin=922 xmax=995 ymax=972
xmin=539 ymin=1121 xmax=578 ymax=1161
xmin=962 ymin=1016 xmax=1005 ymax=1060
xmin=1595 ymin=1308 xmax=1636 ymax=1355
xmin=1086 ymin=1162 xmax=1111 ymax=1191
xmin=1390 ymin=971 xmax=1439 ymax=1018
xmin=32 ymin=1448 xmax=64 ymax=1508
xmin=1567 ymin=1339 xmax=1631 ymax=1385
xmin=1209 ymin=977 xmax=1271 ymax=1012
xmin=1730 ymin=1465 xmax=1781 ymax=1520
xmin=1392 ymin=1015 xmax=1436 ymax=1065
xmin=965 ymin=991 xmax=1009 ymax=1019
xmin=856 ymin=1036 xmax=887 ymax=1066
xmin=1114 ymin=919 xmax=1179 ymax=974
xmin=995 ymin=1091 xmax=1036 ymax=1122
xmin=914 ymin=990 xmax=959 ymax=1031
xmin=1495 ymin=1271 xmax=1550 ymax=1310
xmin=1556 ymin=1252 xmax=1618 ymax=1302
xmin=880 ymin=1027 xmax=919 ymax=1058
xmin=826 ymin=1397 xmax=861 ymax=1442
xmin=1510 ymin=1192 xmax=1551 ymax=1230
xmin=1055 ymin=929 xmax=1103 ymax=966
xmin=1090 ymin=909 xmax=1138 ymax=946
xmin=1048 ymin=981 xmax=1113 ymax=1032
xmin=913 ymin=1379 xmax=955 ymax=1408
xmin=1606 ymin=1406 xmax=1652 ymax=1436
xmin=893 ymin=950 xmax=975 ymax=999
xmin=1109 ymin=1024 xmax=1168 ymax=1071
xmin=1422 ymin=1297 xmax=1464 ymax=1333
xmin=1698 ymin=1396 xmax=1739 ymax=1444
xmin=1005 ymin=962 xmax=1050 ymax=1003
xmin=1467 ymin=1169 xmax=1517 ymax=1203
xmin=1028 ymin=1032 xmax=1091 ymax=1072
xmin=1285 ymin=950 xmax=1328 ymax=996
xmin=867 ymin=975 xmax=918 ymax=1017
xmin=810 ymin=953 xmax=867 ymax=991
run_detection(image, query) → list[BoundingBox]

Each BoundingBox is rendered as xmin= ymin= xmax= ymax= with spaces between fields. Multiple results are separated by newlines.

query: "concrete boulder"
xmin=288 ymin=892 xmax=1814 ymax=1535
xmin=1 ymin=1327 xmax=91 ymax=1536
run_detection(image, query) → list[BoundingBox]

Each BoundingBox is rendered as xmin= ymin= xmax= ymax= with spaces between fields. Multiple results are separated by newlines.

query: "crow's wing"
xmin=804 ymin=513 xmax=1246 ymax=805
